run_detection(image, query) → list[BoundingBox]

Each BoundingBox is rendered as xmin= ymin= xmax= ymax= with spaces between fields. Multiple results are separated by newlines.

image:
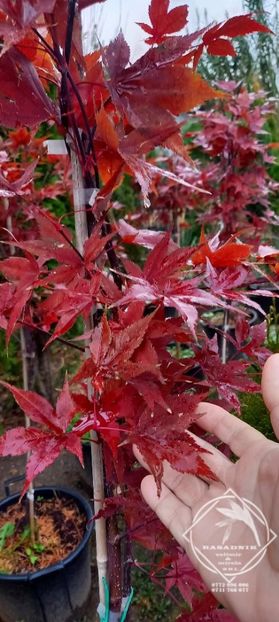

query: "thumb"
xmin=262 ymin=353 xmax=279 ymax=439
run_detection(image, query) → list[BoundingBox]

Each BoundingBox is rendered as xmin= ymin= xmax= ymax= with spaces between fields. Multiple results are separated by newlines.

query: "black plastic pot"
xmin=143 ymin=303 xmax=177 ymax=319
xmin=249 ymin=284 xmax=279 ymax=316
xmin=0 ymin=486 xmax=93 ymax=622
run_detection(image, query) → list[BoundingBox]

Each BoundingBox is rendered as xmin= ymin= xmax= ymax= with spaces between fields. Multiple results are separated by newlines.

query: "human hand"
xmin=134 ymin=354 xmax=279 ymax=622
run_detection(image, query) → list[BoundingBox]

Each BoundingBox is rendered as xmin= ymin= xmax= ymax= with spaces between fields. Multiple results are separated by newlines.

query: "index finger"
xmin=262 ymin=354 xmax=279 ymax=439
xmin=196 ymin=402 xmax=265 ymax=458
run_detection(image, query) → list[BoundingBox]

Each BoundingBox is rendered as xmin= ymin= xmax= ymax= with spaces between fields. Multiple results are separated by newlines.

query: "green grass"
xmin=132 ymin=566 xmax=179 ymax=621
xmin=239 ymin=392 xmax=276 ymax=441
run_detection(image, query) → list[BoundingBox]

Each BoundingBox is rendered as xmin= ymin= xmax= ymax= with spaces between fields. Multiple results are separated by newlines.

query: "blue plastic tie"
xmin=98 ymin=578 xmax=134 ymax=622
xmin=120 ymin=587 xmax=134 ymax=622
xmin=98 ymin=577 xmax=110 ymax=622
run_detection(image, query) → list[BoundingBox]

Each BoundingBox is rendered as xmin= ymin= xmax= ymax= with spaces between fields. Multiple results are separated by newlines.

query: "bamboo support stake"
xmin=173 ymin=210 xmax=181 ymax=359
xmin=70 ymin=145 xmax=108 ymax=607
xmin=221 ymin=309 xmax=229 ymax=364
xmin=20 ymin=329 xmax=36 ymax=544
xmin=5 ymin=198 xmax=36 ymax=542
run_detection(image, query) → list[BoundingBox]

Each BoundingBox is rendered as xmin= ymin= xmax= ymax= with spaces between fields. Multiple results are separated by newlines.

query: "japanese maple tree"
xmin=0 ymin=0 xmax=275 ymax=620
xmin=127 ymin=82 xmax=278 ymax=242
xmin=189 ymin=82 xmax=278 ymax=237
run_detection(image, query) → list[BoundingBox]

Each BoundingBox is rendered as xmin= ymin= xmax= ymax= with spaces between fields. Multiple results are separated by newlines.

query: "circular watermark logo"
xmin=183 ymin=488 xmax=277 ymax=585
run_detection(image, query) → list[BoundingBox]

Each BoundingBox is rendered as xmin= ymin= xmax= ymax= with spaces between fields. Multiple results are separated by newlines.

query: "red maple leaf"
xmin=195 ymin=339 xmax=260 ymax=411
xmin=190 ymin=14 xmax=271 ymax=67
xmin=235 ymin=318 xmax=269 ymax=365
xmin=114 ymin=234 xmax=225 ymax=333
xmin=0 ymin=160 xmax=37 ymax=197
xmin=0 ymin=48 xmax=58 ymax=128
xmin=13 ymin=208 xmax=82 ymax=269
xmin=95 ymin=490 xmax=171 ymax=549
xmin=0 ymin=381 xmax=83 ymax=496
xmin=0 ymin=253 xmax=41 ymax=343
xmin=73 ymin=312 xmax=157 ymax=391
xmin=0 ymin=282 xmax=14 ymax=329
xmin=192 ymin=231 xmax=251 ymax=269
xmin=204 ymin=262 xmax=267 ymax=316
xmin=117 ymin=218 xmax=177 ymax=251
xmin=71 ymin=393 xmax=121 ymax=458
xmin=79 ymin=0 xmax=107 ymax=7
xmin=0 ymin=0 xmax=56 ymax=51
xmin=165 ymin=550 xmax=206 ymax=604
xmin=177 ymin=591 xmax=238 ymax=620
xmin=207 ymin=38 xmax=237 ymax=57
xmin=213 ymin=14 xmax=272 ymax=38
xmin=137 ymin=0 xmax=189 ymax=45
xmin=133 ymin=396 xmax=216 ymax=494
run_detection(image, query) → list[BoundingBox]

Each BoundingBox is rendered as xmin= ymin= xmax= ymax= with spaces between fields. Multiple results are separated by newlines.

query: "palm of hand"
xmin=188 ymin=437 xmax=279 ymax=622
xmin=134 ymin=355 xmax=279 ymax=622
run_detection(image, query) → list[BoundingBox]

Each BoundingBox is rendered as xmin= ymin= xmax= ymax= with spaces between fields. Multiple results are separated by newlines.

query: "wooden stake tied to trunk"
xmin=71 ymin=146 xmax=108 ymax=608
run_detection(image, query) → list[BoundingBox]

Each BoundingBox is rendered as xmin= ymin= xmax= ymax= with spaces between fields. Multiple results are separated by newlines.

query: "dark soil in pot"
xmin=0 ymin=486 xmax=93 ymax=622
xmin=0 ymin=494 xmax=86 ymax=574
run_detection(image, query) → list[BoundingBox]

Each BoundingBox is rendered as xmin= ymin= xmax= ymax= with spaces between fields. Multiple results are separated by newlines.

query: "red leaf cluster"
xmin=0 ymin=382 xmax=83 ymax=497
